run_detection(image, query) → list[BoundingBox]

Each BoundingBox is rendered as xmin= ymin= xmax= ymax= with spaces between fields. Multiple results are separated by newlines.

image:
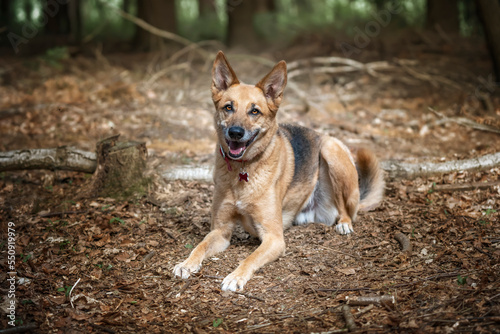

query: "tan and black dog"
xmin=173 ymin=51 xmax=384 ymax=291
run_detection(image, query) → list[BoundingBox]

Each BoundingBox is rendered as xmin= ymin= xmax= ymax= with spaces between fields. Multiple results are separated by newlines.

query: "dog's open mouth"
xmin=226 ymin=131 xmax=259 ymax=159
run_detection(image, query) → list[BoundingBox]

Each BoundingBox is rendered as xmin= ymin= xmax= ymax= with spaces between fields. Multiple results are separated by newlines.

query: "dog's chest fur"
xmin=214 ymin=124 xmax=322 ymax=228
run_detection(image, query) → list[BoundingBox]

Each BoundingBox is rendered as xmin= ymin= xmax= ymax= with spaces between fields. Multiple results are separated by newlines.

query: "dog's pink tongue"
xmin=229 ymin=142 xmax=245 ymax=156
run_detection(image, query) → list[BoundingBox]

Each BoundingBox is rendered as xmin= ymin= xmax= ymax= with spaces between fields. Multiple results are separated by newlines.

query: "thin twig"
xmin=309 ymin=287 xmax=373 ymax=293
xmin=429 ymin=107 xmax=500 ymax=134
xmin=235 ymin=291 xmax=265 ymax=302
xmin=69 ymin=278 xmax=81 ymax=308
xmin=175 ymin=279 xmax=194 ymax=298
xmin=142 ymin=251 xmax=156 ymax=262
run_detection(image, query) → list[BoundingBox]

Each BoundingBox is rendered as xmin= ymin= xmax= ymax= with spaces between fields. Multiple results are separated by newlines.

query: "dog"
xmin=173 ymin=51 xmax=384 ymax=291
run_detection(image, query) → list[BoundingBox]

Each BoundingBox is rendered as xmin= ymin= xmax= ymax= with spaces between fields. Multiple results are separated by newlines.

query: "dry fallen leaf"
xmin=336 ymin=268 xmax=356 ymax=275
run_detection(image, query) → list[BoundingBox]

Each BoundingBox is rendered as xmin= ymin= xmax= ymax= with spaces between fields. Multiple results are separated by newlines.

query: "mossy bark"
xmin=79 ymin=135 xmax=149 ymax=199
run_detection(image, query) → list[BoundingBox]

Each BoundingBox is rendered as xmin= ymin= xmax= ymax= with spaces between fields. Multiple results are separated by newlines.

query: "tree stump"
xmin=79 ymin=135 xmax=149 ymax=199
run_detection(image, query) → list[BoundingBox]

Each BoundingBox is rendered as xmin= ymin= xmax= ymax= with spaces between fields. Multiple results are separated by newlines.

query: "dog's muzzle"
xmin=224 ymin=127 xmax=259 ymax=159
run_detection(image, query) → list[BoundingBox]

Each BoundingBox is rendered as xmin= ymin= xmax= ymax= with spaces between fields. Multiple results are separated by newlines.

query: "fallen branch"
xmin=0 ymin=147 xmax=96 ymax=173
xmin=381 ymin=152 xmax=500 ymax=180
xmin=288 ymin=58 xmax=392 ymax=79
xmin=408 ymin=181 xmax=500 ymax=193
xmin=341 ymin=305 xmax=357 ymax=331
xmin=394 ymin=232 xmax=412 ymax=253
xmin=355 ymin=304 xmax=374 ymax=317
xmin=308 ymin=287 xmax=373 ymax=294
xmin=429 ymin=107 xmax=500 ymax=134
xmin=346 ymin=295 xmax=396 ymax=306
xmin=0 ymin=324 xmax=37 ymax=334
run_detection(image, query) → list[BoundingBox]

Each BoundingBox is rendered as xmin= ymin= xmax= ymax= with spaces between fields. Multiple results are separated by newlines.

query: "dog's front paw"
xmin=221 ymin=271 xmax=250 ymax=291
xmin=335 ymin=222 xmax=354 ymax=235
xmin=173 ymin=261 xmax=201 ymax=279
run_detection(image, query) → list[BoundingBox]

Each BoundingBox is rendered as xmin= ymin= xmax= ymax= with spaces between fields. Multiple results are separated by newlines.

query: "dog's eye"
xmin=250 ymin=108 xmax=260 ymax=115
xmin=224 ymin=105 xmax=233 ymax=112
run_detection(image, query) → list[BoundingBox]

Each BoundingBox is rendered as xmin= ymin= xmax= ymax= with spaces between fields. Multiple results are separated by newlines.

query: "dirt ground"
xmin=1 ymin=39 xmax=499 ymax=333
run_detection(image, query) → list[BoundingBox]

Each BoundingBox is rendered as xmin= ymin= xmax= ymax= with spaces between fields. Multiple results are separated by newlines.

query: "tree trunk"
xmin=199 ymin=0 xmax=216 ymax=16
xmin=135 ymin=0 xmax=177 ymax=51
xmin=475 ymin=0 xmax=500 ymax=82
xmin=426 ymin=0 xmax=459 ymax=34
xmin=79 ymin=135 xmax=149 ymax=199
xmin=69 ymin=0 xmax=82 ymax=45
xmin=45 ymin=1 xmax=71 ymax=35
xmin=226 ymin=0 xmax=258 ymax=49
xmin=0 ymin=0 xmax=11 ymax=32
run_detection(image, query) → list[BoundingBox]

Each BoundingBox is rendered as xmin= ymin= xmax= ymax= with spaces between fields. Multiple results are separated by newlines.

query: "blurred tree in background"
xmin=0 ymin=0 xmax=498 ymax=76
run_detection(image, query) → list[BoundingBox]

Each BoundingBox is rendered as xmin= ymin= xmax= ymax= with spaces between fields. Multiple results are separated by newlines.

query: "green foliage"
xmin=41 ymin=47 xmax=69 ymax=68
xmin=57 ymin=285 xmax=73 ymax=297
xmin=3 ymin=0 xmax=482 ymax=50
xmin=213 ymin=318 xmax=223 ymax=328
xmin=483 ymin=208 xmax=497 ymax=216
xmin=457 ymin=275 xmax=468 ymax=286
xmin=109 ymin=217 xmax=125 ymax=225
xmin=20 ymin=254 xmax=32 ymax=263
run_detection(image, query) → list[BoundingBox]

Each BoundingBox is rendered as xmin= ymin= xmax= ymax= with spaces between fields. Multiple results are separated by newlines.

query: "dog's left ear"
xmin=256 ymin=60 xmax=287 ymax=111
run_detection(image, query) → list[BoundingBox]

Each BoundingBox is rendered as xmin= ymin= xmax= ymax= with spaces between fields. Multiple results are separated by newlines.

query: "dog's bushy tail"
xmin=355 ymin=148 xmax=385 ymax=211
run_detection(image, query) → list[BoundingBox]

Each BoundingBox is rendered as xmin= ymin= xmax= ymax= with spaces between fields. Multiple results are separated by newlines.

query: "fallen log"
xmin=1 ymin=146 xmax=499 ymax=183
xmin=0 ymin=147 xmax=96 ymax=173
xmin=381 ymin=152 xmax=500 ymax=180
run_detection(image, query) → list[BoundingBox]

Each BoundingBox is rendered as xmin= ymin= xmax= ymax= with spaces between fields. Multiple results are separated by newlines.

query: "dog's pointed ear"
xmin=212 ymin=51 xmax=239 ymax=97
xmin=256 ymin=60 xmax=287 ymax=111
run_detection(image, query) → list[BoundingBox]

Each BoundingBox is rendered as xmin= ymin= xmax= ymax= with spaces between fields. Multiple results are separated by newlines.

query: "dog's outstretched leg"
xmin=221 ymin=209 xmax=286 ymax=291
xmin=173 ymin=197 xmax=235 ymax=279
xmin=173 ymin=226 xmax=233 ymax=278
xmin=221 ymin=232 xmax=285 ymax=291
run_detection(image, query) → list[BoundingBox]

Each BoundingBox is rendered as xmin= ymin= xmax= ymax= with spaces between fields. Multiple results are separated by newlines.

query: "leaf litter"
xmin=0 ymin=49 xmax=499 ymax=333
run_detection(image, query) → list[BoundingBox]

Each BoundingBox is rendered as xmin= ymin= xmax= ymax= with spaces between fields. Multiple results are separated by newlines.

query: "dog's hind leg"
xmin=319 ymin=137 xmax=360 ymax=234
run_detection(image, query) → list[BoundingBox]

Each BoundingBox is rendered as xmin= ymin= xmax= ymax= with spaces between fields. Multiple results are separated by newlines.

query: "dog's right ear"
xmin=212 ymin=51 xmax=240 ymax=99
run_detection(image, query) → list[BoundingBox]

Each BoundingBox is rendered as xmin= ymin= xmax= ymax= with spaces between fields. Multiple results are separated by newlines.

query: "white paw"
xmin=173 ymin=261 xmax=201 ymax=279
xmin=335 ymin=222 xmax=353 ymax=235
xmin=221 ymin=272 xmax=248 ymax=291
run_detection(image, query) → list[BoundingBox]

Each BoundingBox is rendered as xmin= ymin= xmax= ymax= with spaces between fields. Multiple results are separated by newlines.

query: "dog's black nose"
xmin=228 ymin=126 xmax=245 ymax=140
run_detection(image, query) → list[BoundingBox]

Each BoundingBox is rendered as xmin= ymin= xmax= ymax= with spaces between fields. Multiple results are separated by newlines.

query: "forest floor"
xmin=1 ymin=36 xmax=499 ymax=333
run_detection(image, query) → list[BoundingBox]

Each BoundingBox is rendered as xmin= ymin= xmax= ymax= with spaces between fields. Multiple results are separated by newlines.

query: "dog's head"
xmin=211 ymin=51 xmax=287 ymax=160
